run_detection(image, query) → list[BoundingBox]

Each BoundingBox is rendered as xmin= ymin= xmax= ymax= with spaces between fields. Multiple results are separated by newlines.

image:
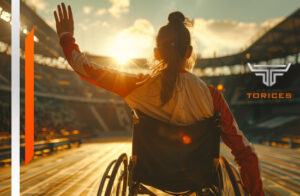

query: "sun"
xmin=109 ymin=29 xmax=153 ymax=66
xmin=114 ymin=50 xmax=131 ymax=65
xmin=110 ymin=33 xmax=136 ymax=66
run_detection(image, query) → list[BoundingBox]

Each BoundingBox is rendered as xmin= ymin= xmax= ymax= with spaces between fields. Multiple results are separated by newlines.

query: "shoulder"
xmin=181 ymin=72 xmax=211 ymax=91
xmin=207 ymin=84 xmax=216 ymax=93
xmin=181 ymin=71 xmax=203 ymax=83
xmin=207 ymin=84 xmax=221 ymax=97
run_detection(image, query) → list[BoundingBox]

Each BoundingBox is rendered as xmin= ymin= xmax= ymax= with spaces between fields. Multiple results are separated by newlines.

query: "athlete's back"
xmin=125 ymin=72 xmax=214 ymax=125
xmin=54 ymin=4 xmax=264 ymax=195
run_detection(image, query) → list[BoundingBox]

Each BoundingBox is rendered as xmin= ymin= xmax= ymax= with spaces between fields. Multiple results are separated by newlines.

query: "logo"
xmin=247 ymin=63 xmax=291 ymax=87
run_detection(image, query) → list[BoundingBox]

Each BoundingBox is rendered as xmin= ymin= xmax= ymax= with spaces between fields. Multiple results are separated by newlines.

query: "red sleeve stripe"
xmin=59 ymin=34 xmax=80 ymax=64
xmin=208 ymin=84 xmax=264 ymax=196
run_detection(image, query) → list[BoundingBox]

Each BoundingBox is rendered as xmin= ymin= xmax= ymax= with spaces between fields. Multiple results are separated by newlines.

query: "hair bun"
xmin=168 ymin=11 xmax=185 ymax=25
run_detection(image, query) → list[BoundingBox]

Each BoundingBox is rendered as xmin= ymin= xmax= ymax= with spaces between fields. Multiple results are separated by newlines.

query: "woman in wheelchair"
xmin=54 ymin=3 xmax=264 ymax=195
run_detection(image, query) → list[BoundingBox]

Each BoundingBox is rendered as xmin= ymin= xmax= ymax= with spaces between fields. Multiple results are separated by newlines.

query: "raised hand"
xmin=54 ymin=3 xmax=74 ymax=37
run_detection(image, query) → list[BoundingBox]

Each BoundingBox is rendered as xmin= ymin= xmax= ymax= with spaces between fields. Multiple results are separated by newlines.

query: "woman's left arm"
xmin=54 ymin=3 xmax=146 ymax=97
xmin=208 ymin=85 xmax=264 ymax=196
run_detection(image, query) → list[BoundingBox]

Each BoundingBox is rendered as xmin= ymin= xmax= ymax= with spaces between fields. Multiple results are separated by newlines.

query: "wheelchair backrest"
xmin=131 ymin=110 xmax=222 ymax=193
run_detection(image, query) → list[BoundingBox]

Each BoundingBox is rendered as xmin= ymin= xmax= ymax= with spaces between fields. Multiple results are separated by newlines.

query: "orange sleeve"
xmin=59 ymin=34 xmax=148 ymax=97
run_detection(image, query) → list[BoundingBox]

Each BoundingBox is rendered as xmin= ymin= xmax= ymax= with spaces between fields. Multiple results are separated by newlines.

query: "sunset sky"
xmin=24 ymin=0 xmax=300 ymax=59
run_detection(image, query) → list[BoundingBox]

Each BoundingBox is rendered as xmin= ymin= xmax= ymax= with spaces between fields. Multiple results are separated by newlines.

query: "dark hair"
xmin=155 ymin=11 xmax=191 ymax=106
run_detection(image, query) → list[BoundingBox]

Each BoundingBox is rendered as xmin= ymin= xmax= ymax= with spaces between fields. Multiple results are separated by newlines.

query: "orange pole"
xmin=25 ymin=29 xmax=34 ymax=165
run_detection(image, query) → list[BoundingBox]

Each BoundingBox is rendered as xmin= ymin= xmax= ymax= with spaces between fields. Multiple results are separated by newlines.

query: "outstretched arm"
xmin=54 ymin=3 xmax=147 ymax=97
xmin=208 ymin=85 xmax=264 ymax=196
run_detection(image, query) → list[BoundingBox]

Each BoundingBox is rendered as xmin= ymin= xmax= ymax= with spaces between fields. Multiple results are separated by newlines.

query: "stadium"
xmin=0 ymin=0 xmax=300 ymax=195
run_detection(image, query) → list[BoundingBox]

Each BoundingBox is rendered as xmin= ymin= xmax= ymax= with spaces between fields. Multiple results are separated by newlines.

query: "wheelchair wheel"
xmin=97 ymin=153 xmax=128 ymax=196
xmin=219 ymin=156 xmax=249 ymax=196
xmin=224 ymin=160 xmax=249 ymax=196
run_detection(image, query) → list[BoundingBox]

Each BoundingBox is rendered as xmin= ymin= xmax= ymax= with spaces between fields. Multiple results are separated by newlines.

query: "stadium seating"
xmin=0 ymin=51 xmax=131 ymax=146
xmin=0 ymin=0 xmax=299 ymax=149
xmin=1 ymin=47 xmax=300 ymax=148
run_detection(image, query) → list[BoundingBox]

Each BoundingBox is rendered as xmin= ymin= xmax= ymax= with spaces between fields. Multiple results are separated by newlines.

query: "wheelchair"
xmin=97 ymin=110 xmax=248 ymax=196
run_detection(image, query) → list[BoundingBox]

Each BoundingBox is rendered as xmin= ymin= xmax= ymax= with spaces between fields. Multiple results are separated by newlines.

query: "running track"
xmin=0 ymin=140 xmax=299 ymax=196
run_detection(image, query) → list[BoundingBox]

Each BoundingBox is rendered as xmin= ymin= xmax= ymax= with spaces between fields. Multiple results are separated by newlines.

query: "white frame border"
xmin=11 ymin=0 xmax=20 ymax=195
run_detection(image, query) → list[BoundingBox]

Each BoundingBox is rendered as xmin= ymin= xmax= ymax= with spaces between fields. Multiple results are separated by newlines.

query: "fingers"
xmin=68 ymin=5 xmax=73 ymax=23
xmin=61 ymin=3 xmax=68 ymax=20
xmin=54 ymin=3 xmax=74 ymax=36
xmin=57 ymin=4 xmax=63 ymax=21
xmin=54 ymin=11 xmax=59 ymax=24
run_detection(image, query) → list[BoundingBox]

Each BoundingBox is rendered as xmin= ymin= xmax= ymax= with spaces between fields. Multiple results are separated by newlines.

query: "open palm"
xmin=54 ymin=3 xmax=74 ymax=37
